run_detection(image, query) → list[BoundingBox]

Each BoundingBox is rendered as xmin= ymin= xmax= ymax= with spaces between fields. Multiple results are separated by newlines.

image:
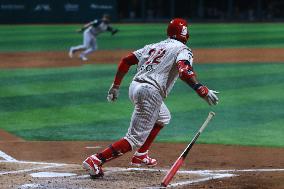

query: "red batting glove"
xmin=195 ymin=85 xmax=209 ymax=97
xmin=195 ymin=84 xmax=219 ymax=105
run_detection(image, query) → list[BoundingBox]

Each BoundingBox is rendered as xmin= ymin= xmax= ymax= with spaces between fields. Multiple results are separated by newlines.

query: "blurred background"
xmin=0 ymin=0 xmax=284 ymax=24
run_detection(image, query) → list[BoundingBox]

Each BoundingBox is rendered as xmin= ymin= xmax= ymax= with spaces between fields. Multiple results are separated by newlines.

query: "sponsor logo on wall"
xmin=90 ymin=4 xmax=113 ymax=10
xmin=34 ymin=4 xmax=51 ymax=12
xmin=64 ymin=4 xmax=79 ymax=12
xmin=0 ymin=4 xmax=25 ymax=10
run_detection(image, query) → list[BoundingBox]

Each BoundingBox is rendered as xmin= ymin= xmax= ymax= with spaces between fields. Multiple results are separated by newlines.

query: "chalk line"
xmin=0 ymin=150 xmax=18 ymax=162
xmin=1 ymin=149 xmax=283 ymax=188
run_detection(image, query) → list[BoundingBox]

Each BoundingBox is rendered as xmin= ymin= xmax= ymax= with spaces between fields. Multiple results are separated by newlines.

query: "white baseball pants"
xmin=124 ymin=81 xmax=171 ymax=149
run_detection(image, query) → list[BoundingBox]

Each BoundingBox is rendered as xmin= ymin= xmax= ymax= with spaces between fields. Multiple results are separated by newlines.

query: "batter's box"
xmin=0 ymin=160 xmax=65 ymax=176
xmin=68 ymin=167 xmax=231 ymax=189
xmin=0 ymin=161 xmax=43 ymax=174
xmin=19 ymin=167 xmax=209 ymax=189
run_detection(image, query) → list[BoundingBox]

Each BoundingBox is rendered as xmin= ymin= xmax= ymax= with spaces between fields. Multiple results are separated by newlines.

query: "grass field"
xmin=0 ymin=23 xmax=283 ymax=147
xmin=1 ymin=23 xmax=284 ymax=52
xmin=0 ymin=63 xmax=283 ymax=147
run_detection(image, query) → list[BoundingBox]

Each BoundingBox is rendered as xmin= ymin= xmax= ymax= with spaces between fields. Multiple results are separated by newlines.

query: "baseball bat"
xmin=161 ymin=111 xmax=215 ymax=187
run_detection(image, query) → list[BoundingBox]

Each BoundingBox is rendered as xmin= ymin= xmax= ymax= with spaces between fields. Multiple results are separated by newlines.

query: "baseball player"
xmin=69 ymin=14 xmax=118 ymax=61
xmin=83 ymin=18 xmax=219 ymax=178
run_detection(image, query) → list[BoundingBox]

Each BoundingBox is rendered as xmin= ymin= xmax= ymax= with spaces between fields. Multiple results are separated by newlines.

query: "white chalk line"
xmin=0 ymin=164 xmax=65 ymax=175
xmin=0 ymin=160 xmax=66 ymax=166
xmin=20 ymin=184 xmax=42 ymax=189
xmin=84 ymin=146 xmax=102 ymax=149
xmin=168 ymin=173 xmax=235 ymax=188
xmin=74 ymin=167 xmax=284 ymax=188
xmin=0 ymin=150 xmax=18 ymax=162
xmin=204 ymin=168 xmax=284 ymax=173
xmin=0 ymin=159 xmax=67 ymax=175
xmin=102 ymin=167 xmax=284 ymax=174
xmin=0 ymin=150 xmax=67 ymax=175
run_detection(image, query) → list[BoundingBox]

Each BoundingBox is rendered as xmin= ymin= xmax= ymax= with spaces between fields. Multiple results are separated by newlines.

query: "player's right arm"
xmin=176 ymin=49 xmax=219 ymax=105
xmin=76 ymin=20 xmax=98 ymax=33
xmin=107 ymin=53 xmax=138 ymax=102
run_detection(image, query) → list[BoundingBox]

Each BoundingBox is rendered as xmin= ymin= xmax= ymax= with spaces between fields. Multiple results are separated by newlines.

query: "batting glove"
xmin=111 ymin=29 xmax=119 ymax=36
xmin=107 ymin=84 xmax=120 ymax=102
xmin=195 ymin=85 xmax=219 ymax=105
xmin=205 ymin=89 xmax=219 ymax=105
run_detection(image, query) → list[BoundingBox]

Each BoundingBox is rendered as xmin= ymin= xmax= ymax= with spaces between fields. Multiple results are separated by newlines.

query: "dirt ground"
xmin=0 ymin=140 xmax=283 ymax=189
xmin=0 ymin=49 xmax=283 ymax=188
xmin=0 ymin=48 xmax=284 ymax=68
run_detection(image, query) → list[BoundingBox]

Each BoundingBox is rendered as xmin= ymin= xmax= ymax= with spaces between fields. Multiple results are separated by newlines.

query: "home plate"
xmin=30 ymin=172 xmax=77 ymax=178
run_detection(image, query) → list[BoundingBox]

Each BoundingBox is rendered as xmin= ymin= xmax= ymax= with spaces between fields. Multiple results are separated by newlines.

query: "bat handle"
xmin=199 ymin=111 xmax=215 ymax=133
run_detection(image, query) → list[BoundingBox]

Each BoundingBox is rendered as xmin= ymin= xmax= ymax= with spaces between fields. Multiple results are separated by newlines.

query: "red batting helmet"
xmin=167 ymin=18 xmax=189 ymax=44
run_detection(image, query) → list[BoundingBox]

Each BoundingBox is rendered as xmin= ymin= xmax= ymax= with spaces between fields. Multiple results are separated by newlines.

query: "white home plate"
xmin=30 ymin=172 xmax=77 ymax=178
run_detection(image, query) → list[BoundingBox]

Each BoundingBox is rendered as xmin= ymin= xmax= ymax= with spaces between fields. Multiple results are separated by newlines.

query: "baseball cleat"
xmin=80 ymin=55 xmax=88 ymax=61
xmin=68 ymin=48 xmax=74 ymax=58
xmin=130 ymin=150 xmax=157 ymax=167
xmin=82 ymin=155 xmax=104 ymax=178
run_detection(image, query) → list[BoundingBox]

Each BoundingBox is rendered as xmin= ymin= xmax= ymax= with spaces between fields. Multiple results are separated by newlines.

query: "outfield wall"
xmin=0 ymin=0 xmax=117 ymax=24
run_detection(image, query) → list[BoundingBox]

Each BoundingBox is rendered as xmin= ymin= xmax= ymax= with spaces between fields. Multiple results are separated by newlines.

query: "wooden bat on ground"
xmin=161 ymin=111 xmax=216 ymax=187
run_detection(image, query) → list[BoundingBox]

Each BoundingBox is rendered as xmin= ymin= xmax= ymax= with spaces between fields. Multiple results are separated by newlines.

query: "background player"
xmin=69 ymin=14 xmax=118 ymax=61
xmin=83 ymin=18 xmax=219 ymax=178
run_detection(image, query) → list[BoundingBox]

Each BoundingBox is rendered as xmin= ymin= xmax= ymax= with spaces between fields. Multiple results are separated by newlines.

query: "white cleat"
xmin=130 ymin=150 xmax=157 ymax=167
xmin=80 ymin=55 xmax=88 ymax=61
xmin=68 ymin=48 xmax=74 ymax=58
xmin=82 ymin=155 xmax=104 ymax=178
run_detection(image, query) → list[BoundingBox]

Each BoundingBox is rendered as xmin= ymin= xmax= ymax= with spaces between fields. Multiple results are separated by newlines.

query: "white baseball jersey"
xmin=86 ymin=19 xmax=109 ymax=36
xmin=133 ymin=38 xmax=193 ymax=98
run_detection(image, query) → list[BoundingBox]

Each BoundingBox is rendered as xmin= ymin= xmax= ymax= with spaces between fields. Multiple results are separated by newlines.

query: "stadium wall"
xmin=0 ymin=0 xmax=117 ymax=24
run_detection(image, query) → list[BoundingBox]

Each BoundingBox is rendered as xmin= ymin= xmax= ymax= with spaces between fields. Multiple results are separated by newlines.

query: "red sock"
xmin=96 ymin=138 xmax=131 ymax=163
xmin=138 ymin=123 xmax=164 ymax=153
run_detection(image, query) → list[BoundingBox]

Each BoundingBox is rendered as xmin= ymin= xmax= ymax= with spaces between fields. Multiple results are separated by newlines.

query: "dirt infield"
xmin=0 ymin=49 xmax=283 ymax=188
xmin=0 ymin=48 xmax=284 ymax=68
xmin=0 ymin=141 xmax=283 ymax=189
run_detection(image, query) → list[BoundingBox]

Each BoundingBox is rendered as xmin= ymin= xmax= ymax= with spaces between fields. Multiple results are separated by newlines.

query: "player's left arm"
xmin=177 ymin=49 xmax=219 ymax=105
xmin=107 ymin=53 xmax=138 ymax=102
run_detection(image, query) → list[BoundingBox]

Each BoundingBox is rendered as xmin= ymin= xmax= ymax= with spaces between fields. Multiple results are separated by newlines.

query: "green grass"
xmin=1 ymin=23 xmax=284 ymax=52
xmin=0 ymin=63 xmax=283 ymax=147
xmin=0 ymin=22 xmax=283 ymax=147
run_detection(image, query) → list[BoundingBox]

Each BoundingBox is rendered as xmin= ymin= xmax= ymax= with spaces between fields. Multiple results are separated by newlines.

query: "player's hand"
xmin=196 ymin=85 xmax=219 ymax=105
xmin=205 ymin=89 xmax=219 ymax=105
xmin=107 ymin=84 xmax=120 ymax=102
xmin=111 ymin=29 xmax=119 ymax=36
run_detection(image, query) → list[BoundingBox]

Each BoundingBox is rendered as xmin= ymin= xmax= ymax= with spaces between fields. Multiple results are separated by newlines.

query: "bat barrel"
xmin=160 ymin=111 xmax=215 ymax=187
xmin=161 ymin=157 xmax=183 ymax=187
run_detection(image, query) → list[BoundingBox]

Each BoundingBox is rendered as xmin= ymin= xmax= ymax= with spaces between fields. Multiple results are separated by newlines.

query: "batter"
xmin=83 ymin=18 xmax=219 ymax=178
